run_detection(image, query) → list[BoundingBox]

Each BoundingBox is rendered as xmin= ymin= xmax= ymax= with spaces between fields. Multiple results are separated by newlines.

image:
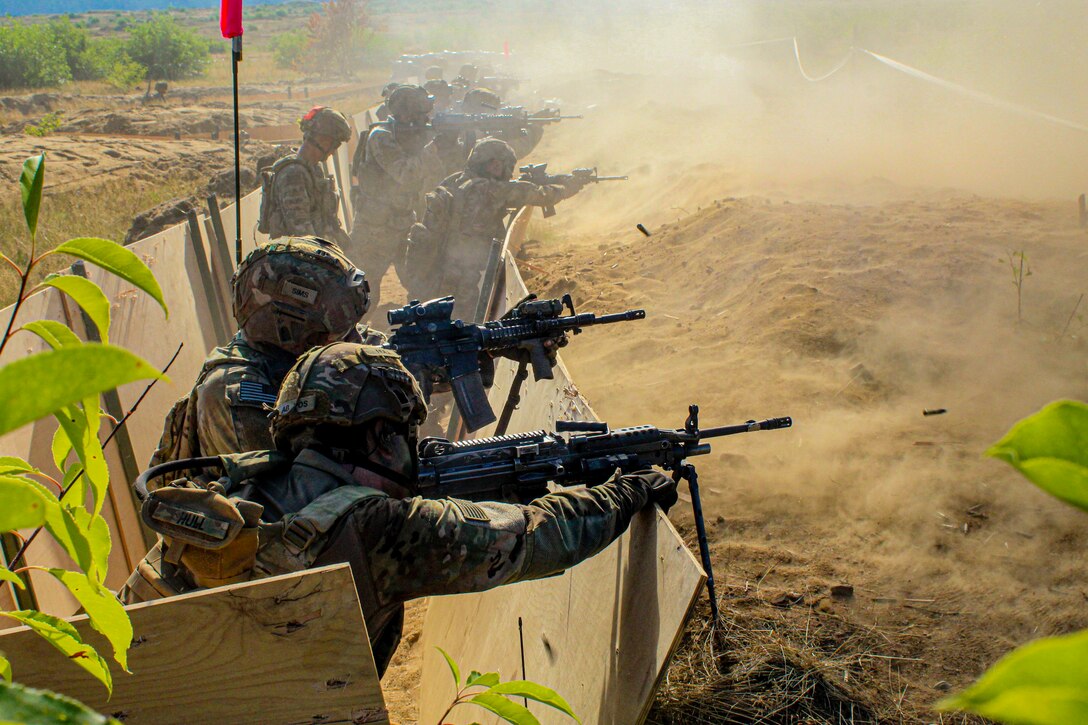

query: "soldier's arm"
xmin=368 ymin=131 xmax=432 ymax=187
xmin=272 ymin=164 xmax=320 ymax=236
xmin=357 ymin=474 xmax=651 ymax=604
xmin=502 ymin=178 xmax=579 ymax=209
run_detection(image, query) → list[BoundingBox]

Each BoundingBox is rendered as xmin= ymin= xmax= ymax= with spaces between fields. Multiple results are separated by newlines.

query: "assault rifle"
xmin=418 ymin=405 xmax=794 ymax=625
xmin=385 ymin=294 xmax=645 ymax=433
xmin=431 ymin=109 xmax=581 ymax=136
xmin=518 ymin=163 xmax=628 ymax=217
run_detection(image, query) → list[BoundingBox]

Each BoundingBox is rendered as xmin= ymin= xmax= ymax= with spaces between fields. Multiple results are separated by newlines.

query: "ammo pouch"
xmin=141 ymin=483 xmax=264 ymax=589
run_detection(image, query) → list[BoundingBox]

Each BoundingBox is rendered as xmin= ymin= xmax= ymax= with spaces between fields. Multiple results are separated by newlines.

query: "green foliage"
xmin=81 ymin=39 xmax=145 ymax=92
xmin=0 ymin=21 xmax=73 ymax=89
xmin=435 ymin=647 xmax=580 ymax=725
xmin=273 ymin=29 xmax=310 ymax=70
xmin=125 ymin=14 xmax=209 ymax=82
xmin=24 ymin=111 xmax=65 ymax=138
xmin=939 ymin=630 xmax=1088 ymax=724
xmin=0 ymin=681 xmax=117 ymax=724
xmin=0 ymin=153 xmax=166 ymax=713
xmin=986 ymin=400 xmax=1088 ymax=511
xmin=940 ymin=399 xmax=1088 ymax=724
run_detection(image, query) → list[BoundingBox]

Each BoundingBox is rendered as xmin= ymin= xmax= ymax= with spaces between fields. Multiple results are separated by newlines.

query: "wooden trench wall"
xmin=0 ymin=126 xmax=704 ymax=723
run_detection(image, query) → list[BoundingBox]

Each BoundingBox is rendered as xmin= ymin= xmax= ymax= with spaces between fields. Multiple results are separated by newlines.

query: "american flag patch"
xmin=238 ymin=381 xmax=278 ymax=405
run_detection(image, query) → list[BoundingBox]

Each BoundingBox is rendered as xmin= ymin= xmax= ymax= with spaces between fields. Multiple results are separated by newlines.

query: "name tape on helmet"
xmin=282 ymin=280 xmax=319 ymax=305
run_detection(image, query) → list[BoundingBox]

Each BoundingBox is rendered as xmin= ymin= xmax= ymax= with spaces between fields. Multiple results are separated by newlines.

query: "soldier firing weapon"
xmin=417 ymin=405 xmax=794 ymax=626
xmin=518 ymin=163 xmax=628 ymax=217
xmin=385 ymin=294 xmax=645 ymax=433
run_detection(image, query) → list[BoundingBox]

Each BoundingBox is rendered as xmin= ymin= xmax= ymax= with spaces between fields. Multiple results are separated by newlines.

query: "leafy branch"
xmin=435 ymin=647 xmax=580 ymax=725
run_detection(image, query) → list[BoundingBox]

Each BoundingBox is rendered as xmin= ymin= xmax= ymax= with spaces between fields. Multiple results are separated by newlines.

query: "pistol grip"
xmin=542 ymin=204 xmax=556 ymax=218
xmin=528 ymin=343 xmax=555 ymax=381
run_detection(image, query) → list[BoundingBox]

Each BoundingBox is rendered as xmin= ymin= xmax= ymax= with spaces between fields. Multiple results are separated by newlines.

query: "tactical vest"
xmin=258 ymin=155 xmax=341 ymax=238
xmin=123 ymin=453 xmax=386 ymax=603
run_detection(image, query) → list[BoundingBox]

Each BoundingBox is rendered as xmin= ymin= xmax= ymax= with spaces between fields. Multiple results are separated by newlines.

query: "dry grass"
xmin=0 ymin=171 xmax=203 ymax=305
xmin=646 ymin=581 xmax=989 ymax=725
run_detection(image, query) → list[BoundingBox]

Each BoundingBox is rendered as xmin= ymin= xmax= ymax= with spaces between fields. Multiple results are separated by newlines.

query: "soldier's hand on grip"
xmin=623 ymin=470 xmax=679 ymax=513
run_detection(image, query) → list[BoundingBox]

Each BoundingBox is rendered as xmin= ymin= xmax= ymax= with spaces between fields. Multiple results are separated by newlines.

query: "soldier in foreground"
xmin=350 ymin=85 xmax=445 ymax=313
xmin=148 ymin=237 xmax=372 ymax=468
xmin=127 ymin=342 xmax=677 ymax=674
xmin=406 ymin=138 xmax=588 ymax=317
xmin=257 ymin=106 xmax=352 ymax=246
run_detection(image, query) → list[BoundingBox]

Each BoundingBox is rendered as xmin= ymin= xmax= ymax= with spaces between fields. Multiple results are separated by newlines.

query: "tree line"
xmin=0 ymin=15 xmax=209 ymax=92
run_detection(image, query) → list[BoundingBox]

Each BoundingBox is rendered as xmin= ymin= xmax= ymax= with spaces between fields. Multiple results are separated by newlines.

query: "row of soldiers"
xmin=259 ymin=83 xmax=585 ymax=316
xmin=125 ymin=81 xmax=673 ymax=676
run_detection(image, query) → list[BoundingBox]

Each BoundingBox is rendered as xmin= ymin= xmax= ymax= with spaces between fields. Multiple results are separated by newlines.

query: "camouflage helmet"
xmin=270 ymin=342 xmax=426 ymax=453
xmin=424 ymin=65 xmax=444 ymax=81
xmin=457 ymin=63 xmax=478 ymax=82
xmin=423 ymin=79 xmax=452 ymax=100
xmin=467 ymin=137 xmax=517 ymax=178
xmin=387 ymin=85 xmax=434 ymax=121
xmin=232 ymin=237 xmax=370 ymax=356
xmin=462 ymin=88 xmax=501 ymax=114
xmin=381 ymin=82 xmax=401 ymax=98
xmin=299 ymin=106 xmax=351 ymax=144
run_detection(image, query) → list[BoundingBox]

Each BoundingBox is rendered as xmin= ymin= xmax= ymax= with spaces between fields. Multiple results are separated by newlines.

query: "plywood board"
xmin=0 ymin=564 xmax=389 ymax=725
xmin=419 ymin=222 xmax=707 ymax=724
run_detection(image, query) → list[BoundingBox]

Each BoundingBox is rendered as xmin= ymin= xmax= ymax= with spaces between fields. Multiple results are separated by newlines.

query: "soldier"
xmin=257 ymin=106 xmax=352 ymax=246
xmin=373 ymin=82 xmax=400 ymax=122
xmin=423 ymin=65 xmax=444 ymax=82
xmin=461 ymin=87 xmax=544 ymax=160
xmin=423 ymin=78 xmax=454 ymax=113
xmin=405 ymin=138 xmax=587 ymax=319
xmin=451 ymin=63 xmax=478 ymax=103
xmin=350 ymin=85 xmax=445 ymax=313
xmin=148 ymin=237 xmax=373 ymax=468
xmin=125 ymin=342 xmax=678 ymax=675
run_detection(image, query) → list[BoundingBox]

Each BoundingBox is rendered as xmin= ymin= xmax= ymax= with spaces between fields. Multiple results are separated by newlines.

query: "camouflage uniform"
xmin=461 ymin=88 xmax=544 ymax=162
xmin=406 ymin=139 xmax=584 ymax=318
xmin=126 ymin=343 xmax=666 ymax=676
xmin=259 ymin=107 xmax=352 ymax=247
xmin=149 ymin=238 xmax=372 ymax=468
xmin=350 ymin=86 xmax=445 ymax=312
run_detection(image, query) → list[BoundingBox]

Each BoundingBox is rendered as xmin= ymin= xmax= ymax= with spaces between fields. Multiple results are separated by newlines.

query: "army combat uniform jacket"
xmin=405 ymin=171 xmax=579 ymax=310
xmin=262 ymin=153 xmax=349 ymax=246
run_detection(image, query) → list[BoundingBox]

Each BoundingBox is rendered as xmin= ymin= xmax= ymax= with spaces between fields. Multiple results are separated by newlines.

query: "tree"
xmin=124 ymin=14 xmax=209 ymax=93
xmin=307 ymin=0 xmax=369 ymax=77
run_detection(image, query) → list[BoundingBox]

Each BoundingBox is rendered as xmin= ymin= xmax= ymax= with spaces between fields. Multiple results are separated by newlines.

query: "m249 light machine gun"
xmin=518 ymin=163 xmax=628 ymax=217
xmin=417 ymin=406 xmax=794 ymax=625
xmin=385 ymin=294 xmax=645 ymax=433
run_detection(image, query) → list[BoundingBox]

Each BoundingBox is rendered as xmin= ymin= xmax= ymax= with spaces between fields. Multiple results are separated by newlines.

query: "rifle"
xmin=518 ymin=163 xmax=628 ymax=217
xmin=418 ymin=405 xmax=794 ymax=625
xmin=431 ymin=110 xmax=581 ymax=136
xmin=386 ymin=294 xmax=645 ymax=433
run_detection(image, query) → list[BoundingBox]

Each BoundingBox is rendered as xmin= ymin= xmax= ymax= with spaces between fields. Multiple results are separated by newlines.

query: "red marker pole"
xmin=220 ymin=0 xmax=244 ymax=263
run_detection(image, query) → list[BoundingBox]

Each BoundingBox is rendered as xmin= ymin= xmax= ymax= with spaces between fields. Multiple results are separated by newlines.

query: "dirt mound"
xmin=56 ymin=104 xmax=303 ymax=137
xmin=124 ymin=196 xmax=198 ymax=245
xmin=522 ymin=190 xmax=1088 ymax=721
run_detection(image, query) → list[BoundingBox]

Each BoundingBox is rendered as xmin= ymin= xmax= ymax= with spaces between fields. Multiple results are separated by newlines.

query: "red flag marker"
xmin=503 ymin=40 xmax=510 ymax=59
xmin=220 ymin=0 xmax=244 ymax=39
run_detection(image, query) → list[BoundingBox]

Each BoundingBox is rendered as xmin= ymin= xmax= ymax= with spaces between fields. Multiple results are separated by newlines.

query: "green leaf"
xmin=50 ymin=237 xmax=167 ymax=318
xmin=469 ymin=691 xmax=541 ymax=725
xmin=0 ymin=680 xmax=116 ymax=724
xmin=54 ymin=405 xmax=108 ymax=516
xmin=46 ymin=506 xmax=110 ymax=585
xmin=0 ymin=655 xmax=9 ymax=684
xmin=0 ymin=611 xmax=112 ymax=696
xmin=0 ymin=456 xmax=37 ymax=477
xmin=467 ymin=671 xmax=501 ymax=688
xmin=938 ymin=630 xmax=1088 ymax=724
xmin=489 ymin=681 xmax=580 ymax=721
xmin=19 ymin=154 xmax=44 ymax=239
xmin=22 ymin=319 xmax=84 ymax=351
xmin=0 ymin=475 xmax=55 ymax=532
xmin=52 ymin=426 xmax=74 ymax=475
xmin=62 ymin=462 xmax=88 ymax=511
xmin=436 ymin=646 xmax=460 ymax=688
xmin=41 ymin=569 xmax=132 ymax=672
xmin=0 ymin=344 xmax=165 ymax=438
xmin=987 ymin=400 xmax=1088 ymax=512
xmin=0 ymin=569 xmax=25 ymax=591
xmin=38 ymin=275 xmax=111 ymax=344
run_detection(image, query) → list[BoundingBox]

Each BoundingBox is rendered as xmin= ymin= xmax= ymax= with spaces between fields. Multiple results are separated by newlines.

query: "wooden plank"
xmin=419 ymin=236 xmax=706 ymax=724
xmin=419 ymin=510 xmax=705 ymax=725
xmin=204 ymin=195 xmax=237 ymax=329
xmin=0 ymin=565 xmax=389 ymax=725
xmin=184 ymin=211 xmax=230 ymax=346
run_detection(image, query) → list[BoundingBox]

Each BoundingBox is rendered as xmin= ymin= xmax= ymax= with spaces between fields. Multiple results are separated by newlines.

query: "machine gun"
xmin=418 ymin=405 xmax=794 ymax=625
xmin=386 ymin=294 xmax=645 ymax=433
xmin=432 ymin=109 xmax=581 ymax=136
xmin=518 ymin=163 xmax=629 ymax=217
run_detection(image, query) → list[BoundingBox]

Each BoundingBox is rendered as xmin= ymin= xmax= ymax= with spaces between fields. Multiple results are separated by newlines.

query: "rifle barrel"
xmin=591 ymin=309 xmax=646 ymax=324
xmin=699 ymin=416 xmax=793 ymax=439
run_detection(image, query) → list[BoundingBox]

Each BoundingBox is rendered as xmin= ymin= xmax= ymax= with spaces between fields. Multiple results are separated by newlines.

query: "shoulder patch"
xmin=238 ymin=380 xmax=279 ymax=405
xmin=450 ymin=498 xmax=490 ymax=523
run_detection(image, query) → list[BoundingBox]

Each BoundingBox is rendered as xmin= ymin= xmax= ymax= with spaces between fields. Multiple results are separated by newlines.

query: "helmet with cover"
xmin=386 ymin=85 xmax=434 ymax=125
xmin=299 ymin=106 xmax=352 ymax=145
xmin=462 ymin=88 xmax=501 ymax=114
xmin=270 ymin=342 xmax=426 ymax=454
xmin=424 ymin=65 xmax=444 ymax=81
xmin=467 ymin=137 xmax=517 ymax=179
xmin=232 ymin=237 xmax=370 ymax=356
